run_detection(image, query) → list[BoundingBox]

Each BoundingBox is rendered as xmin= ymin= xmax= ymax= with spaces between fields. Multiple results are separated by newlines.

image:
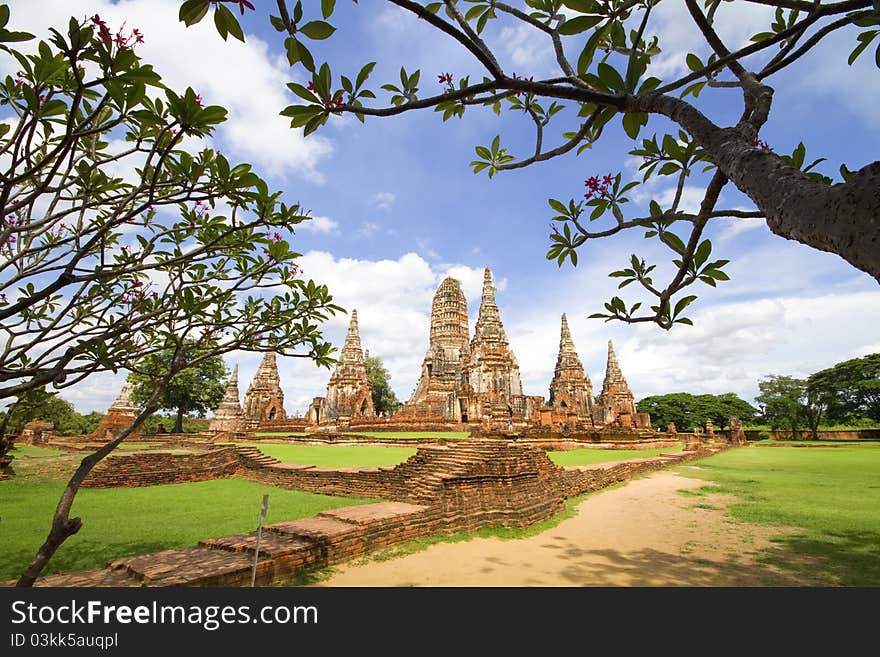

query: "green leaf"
xmin=848 ymin=30 xmax=878 ymax=65
xmin=321 ymin=0 xmax=336 ymax=19
xmin=179 ymin=0 xmax=210 ymax=26
xmin=300 ymin=21 xmax=336 ymax=40
xmin=220 ymin=4 xmax=245 ymax=42
xmin=577 ymin=24 xmax=607 ymax=75
xmin=558 ymin=15 xmax=603 ymax=36
xmin=356 ymin=61 xmax=376 ymax=89
xmin=663 ymin=232 xmax=686 ymax=254
xmin=694 ymin=239 xmax=712 ymax=269
xmin=685 ymin=53 xmax=702 ymax=72
xmin=597 ymin=62 xmax=625 ymax=93
xmin=562 ymin=0 xmax=597 ymax=12
xmin=673 ymin=295 xmax=697 ymax=317
xmin=287 ymin=82 xmax=316 ymax=103
xmin=548 ymin=198 xmax=568 ymax=215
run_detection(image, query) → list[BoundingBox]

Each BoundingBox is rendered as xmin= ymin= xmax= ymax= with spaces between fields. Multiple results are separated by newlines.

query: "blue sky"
xmin=6 ymin=0 xmax=879 ymax=416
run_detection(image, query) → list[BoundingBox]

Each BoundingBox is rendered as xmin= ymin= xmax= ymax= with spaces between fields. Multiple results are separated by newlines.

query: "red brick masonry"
xmin=41 ymin=440 xmax=723 ymax=586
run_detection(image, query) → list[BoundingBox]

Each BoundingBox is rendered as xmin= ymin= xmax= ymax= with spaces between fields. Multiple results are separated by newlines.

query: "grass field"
xmin=0 ymin=447 xmax=379 ymax=581
xmin=681 ymin=443 xmax=880 ymax=585
xmin=548 ymin=444 xmax=683 ymax=467
xmin=239 ymin=443 xmax=416 ymax=468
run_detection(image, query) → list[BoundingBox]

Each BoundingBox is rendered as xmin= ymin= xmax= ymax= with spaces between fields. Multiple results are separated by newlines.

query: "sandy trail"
xmin=320 ymin=469 xmax=809 ymax=587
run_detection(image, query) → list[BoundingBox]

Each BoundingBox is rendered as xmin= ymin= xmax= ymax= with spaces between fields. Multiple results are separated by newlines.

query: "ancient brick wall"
xmin=746 ymin=429 xmax=880 ymax=441
xmin=81 ymin=447 xmax=240 ymax=488
xmin=31 ymin=441 xmax=729 ymax=587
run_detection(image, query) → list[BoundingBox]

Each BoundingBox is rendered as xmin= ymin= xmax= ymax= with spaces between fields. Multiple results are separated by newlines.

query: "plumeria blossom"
xmin=584 ymin=173 xmax=613 ymax=200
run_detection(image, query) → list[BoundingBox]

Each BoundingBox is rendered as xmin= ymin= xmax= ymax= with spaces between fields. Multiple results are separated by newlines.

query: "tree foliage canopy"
xmin=0 ymin=386 xmax=91 ymax=436
xmin=809 ymin=353 xmax=880 ymax=423
xmin=0 ymin=6 xmax=342 ymax=406
xmin=636 ymin=391 xmax=757 ymax=431
xmin=0 ymin=5 xmax=343 ymax=586
xmin=364 ymin=355 xmax=401 ymax=415
xmin=184 ymin=0 xmax=879 ymax=330
xmin=128 ymin=347 xmax=227 ymax=433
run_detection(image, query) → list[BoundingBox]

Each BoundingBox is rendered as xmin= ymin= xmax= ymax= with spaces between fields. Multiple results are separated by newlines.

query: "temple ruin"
xmin=395 ymin=276 xmax=471 ymax=423
xmin=220 ymin=267 xmax=650 ymax=433
xmin=546 ymin=313 xmax=596 ymax=428
xmin=242 ymin=353 xmax=286 ymax=427
xmin=90 ymin=381 xmax=142 ymax=441
xmin=307 ymin=310 xmax=375 ymax=428
xmin=596 ymin=340 xmax=651 ymax=429
xmin=208 ymin=364 xmax=245 ymax=433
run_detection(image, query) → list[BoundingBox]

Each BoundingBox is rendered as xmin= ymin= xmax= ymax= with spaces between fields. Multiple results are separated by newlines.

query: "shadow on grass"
xmin=761 ymin=529 xmax=880 ymax=586
xmin=2 ymin=540 xmax=172 ymax=582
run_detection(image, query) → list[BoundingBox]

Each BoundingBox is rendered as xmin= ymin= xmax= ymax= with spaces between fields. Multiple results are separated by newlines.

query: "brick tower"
xmin=208 ymin=364 xmax=245 ymax=432
xmin=243 ymin=353 xmax=287 ymax=426
xmin=548 ymin=313 xmax=594 ymax=419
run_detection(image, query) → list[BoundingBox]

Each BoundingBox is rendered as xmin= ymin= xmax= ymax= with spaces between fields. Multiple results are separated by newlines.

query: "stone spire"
xmin=209 ymin=364 xmax=245 ymax=432
xmin=466 ymin=267 xmax=524 ymax=424
xmin=597 ymin=339 xmax=637 ymax=427
xmin=429 ymin=277 xmax=470 ymax=352
xmin=603 ymin=339 xmax=627 ymax=386
xmin=108 ymin=380 xmax=139 ymax=413
xmin=471 ymin=268 xmax=509 ymax=349
xmin=243 ymin=352 xmax=287 ymax=424
xmin=549 ymin=314 xmax=593 ymax=416
xmin=90 ymin=378 xmax=142 ymax=440
xmin=403 ymin=277 xmax=470 ymax=415
xmin=338 ymin=310 xmax=366 ymax=366
xmin=317 ymin=309 xmax=374 ymax=422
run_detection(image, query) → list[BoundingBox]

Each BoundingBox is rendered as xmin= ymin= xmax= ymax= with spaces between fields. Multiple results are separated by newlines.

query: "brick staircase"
xmin=234 ymin=445 xmax=284 ymax=469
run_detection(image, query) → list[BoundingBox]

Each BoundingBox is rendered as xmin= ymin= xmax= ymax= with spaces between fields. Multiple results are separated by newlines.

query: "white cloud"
xmin=717 ymin=216 xmax=767 ymax=241
xmin=297 ymin=215 xmax=339 ymax=234
xmin=3 ymin=0 xmax=333 ymax=182
xmin=494 ymin=24 xmax=556 ymax=77
xmin=360 ymin=222 xmax=381 ymax=237
xmin=371 ymin=192 xmax=396 ymax=210
xmin=417 ymin=239 xmax=441 ymax=261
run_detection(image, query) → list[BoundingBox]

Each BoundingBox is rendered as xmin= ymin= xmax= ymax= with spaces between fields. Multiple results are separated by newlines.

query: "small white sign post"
xmin=251 ymin=494 xmax=269 ymax=587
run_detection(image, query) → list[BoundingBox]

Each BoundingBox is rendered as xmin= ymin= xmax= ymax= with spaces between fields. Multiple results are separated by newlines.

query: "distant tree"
xmin=809 ymin=354 xmax=880 ymax=424
xmin=637 ymin=392 xmax=757 ymax=431
xmin=129 ymin=349 xmax=227 ymax=434
xmin=0 ymin=387 xmax=88 ymax=436
xmin=756 ymin=375 xmax=808 ymax=435
xmin=80 ymin=412 xmax=105 ymax=435
xmin=364 ymin=355 xmax=400 ymax=416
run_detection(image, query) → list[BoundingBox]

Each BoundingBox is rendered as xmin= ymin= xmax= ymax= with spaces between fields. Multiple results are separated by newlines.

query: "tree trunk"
xmin=16 ymin=395 xmax=161 ymax=587
xmin=174 ymin=406 xmax=184 ymax=434
xmin=635 ymin=92 xmax=880 ymax=281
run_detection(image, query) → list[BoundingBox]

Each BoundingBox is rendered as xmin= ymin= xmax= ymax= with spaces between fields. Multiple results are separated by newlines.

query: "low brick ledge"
xmin=17 ymin=444 xmax=727 ymax=587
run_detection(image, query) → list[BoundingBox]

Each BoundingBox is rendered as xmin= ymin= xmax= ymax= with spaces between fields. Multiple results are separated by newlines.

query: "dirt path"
xmin=320 ymin=469 xmax=809 ymax=586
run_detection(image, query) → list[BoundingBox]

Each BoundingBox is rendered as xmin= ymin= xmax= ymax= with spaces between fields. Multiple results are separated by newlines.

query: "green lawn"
xmin=239 ymin=443 xmax=416 ymax=468
xmin=0 ymin=456 xmax=379 ymax=581
xmin=548 ymin=444 xmax=683 ymax=467
xmin=682 ymin=443 xmax=880 ymax=585
xmin=9 ymin=444 xmax=67 ymax=458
